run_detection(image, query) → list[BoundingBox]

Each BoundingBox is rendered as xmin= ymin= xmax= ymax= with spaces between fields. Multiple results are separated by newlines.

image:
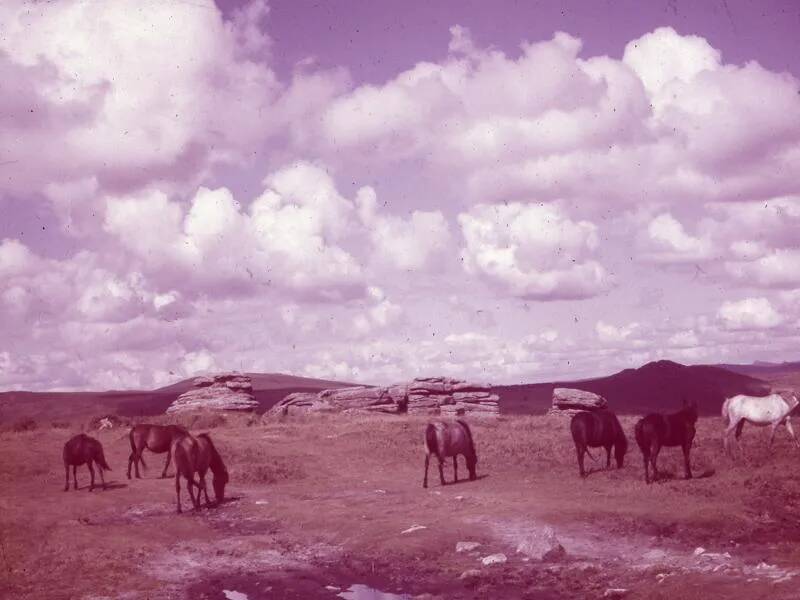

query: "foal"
xmin=570 ymin=410 xmax=628 ymax=478
xmin=63 ymin=433 xmax=111 ymax=491
xmin=635 ymin=402 xmax=698 ymax=484
xmin=127 ymin=424 xmax=189 ymax=479
xmin=423 ymin=419 xmax=478 ymax=488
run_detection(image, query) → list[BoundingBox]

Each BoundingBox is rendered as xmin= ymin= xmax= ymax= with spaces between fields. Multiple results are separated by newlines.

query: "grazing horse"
xmin=423 ymin=420 xmax=477 ymax=488
xmin=63 ymin=433 xmax=111 ymax=491
xmin=194 ymin=433 xmax=229 ymax=507
xmin=722 ymin=392 xmax=800 ymax=457
xmin=635 ymin=403 xmax=698 ymax=484
xmin=570 ymin=410 xmax=628 ymax=478
xmin=171 ymin=433 xmax=202 ymax=513
xmin=127 ymin=424 xmax=188 ymax=479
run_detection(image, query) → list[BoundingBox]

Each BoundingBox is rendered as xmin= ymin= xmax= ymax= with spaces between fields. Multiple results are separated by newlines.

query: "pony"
xmin=194 ymin=433 xmax=229 ymax=507
xmin=63 ymin=433 xmax=111 ymax=491
xmin=423 ymin=419 xmax=477 ymax=488
xmin=127 ymin=424 xmax=189 ymax=479
xmin=171 ymin=433 xmax=201 ymax=513
xmin=722 ymin=391 xmax=800 ymax=457
xmin=634 ymin=402 xmax=698 ymax=484
xmin=569 ymin=410 xmax=628 ymax=478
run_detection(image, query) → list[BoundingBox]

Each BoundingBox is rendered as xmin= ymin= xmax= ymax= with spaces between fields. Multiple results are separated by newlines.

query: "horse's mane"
xmin=456 ymin=419 xmax=476 ymax=458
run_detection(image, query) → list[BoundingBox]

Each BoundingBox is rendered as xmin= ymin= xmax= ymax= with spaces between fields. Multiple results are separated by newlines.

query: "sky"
xmin=2 ymin=0 xmax=800 ymax=391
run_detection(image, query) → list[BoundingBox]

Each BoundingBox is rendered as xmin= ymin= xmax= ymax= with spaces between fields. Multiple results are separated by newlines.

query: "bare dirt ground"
xmin=2 ymin=413 xmax=800 ymax=599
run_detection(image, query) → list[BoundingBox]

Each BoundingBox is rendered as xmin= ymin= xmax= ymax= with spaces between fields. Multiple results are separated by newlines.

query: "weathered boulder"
xmin=167 ymin=372 xmax=258 ymax=413
xmin=547 ymin=387 xmax=607 ymax=417
xmin=268 ymin=376 xmax=499 ymax=417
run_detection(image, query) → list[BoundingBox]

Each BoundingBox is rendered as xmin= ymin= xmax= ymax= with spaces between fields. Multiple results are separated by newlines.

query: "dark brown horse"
xmin=423 ymin=419 xmax=477 ymax=488
xmin=63 ymin=433 xmax=111 ymax=491
xmin=171 ymin=433 xmax=201 ymax=513
xmin=570 ymin=410 xmax=628 ymax=478
xmin=635 ymin=402 xmax=698 ymax=483
xmin=194 ymin=433 xmax=229 ymax=507
xmin=127 ymin=424 xmax=188 ymax=479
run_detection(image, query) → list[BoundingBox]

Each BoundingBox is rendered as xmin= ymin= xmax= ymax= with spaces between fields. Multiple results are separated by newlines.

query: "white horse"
xmin=722 ymin=391 xmax=800 ymax=457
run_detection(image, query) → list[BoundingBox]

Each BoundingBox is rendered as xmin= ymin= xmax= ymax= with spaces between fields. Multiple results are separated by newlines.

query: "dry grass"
xmin=2 ymin=412 xmax=800 ymax=599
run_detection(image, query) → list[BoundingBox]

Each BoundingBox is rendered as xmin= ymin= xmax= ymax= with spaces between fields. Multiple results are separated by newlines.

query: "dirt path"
xmin=2 ymin=415 xmax=800 ymax=599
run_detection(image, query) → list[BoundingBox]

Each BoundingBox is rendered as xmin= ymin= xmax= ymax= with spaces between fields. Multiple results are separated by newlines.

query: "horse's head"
xmin=213 ymin=468 xmax=229 ymax=503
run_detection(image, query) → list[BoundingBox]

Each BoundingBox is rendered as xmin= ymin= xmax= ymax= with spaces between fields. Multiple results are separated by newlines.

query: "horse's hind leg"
xmin=650 ymin=442 xmax=661 ymax=482
xmin=605 ymin=445 xmax=612 ymax=469
xmin=99 ymin=462 xmax=107 ymax=490
xmin=785 ymin=418 xmax=800 ymax=448
xmin=73 ymin=465 xmax=78 ymax=490
xmin=127 ymin=452 xmax=134 ymax=480
xmin=64 ymin=464 xmax=70 ymax=492
xmin=453 ymin=456 xmax=458 ymax=483
xmin=642 ymin=451 xmax=650 ymax=484
xmin=724 ymin=420 xmax=740 ymax=459
xmin=575 ymin=446 xmax=586 ymax=478
xmin=161 ymin=446 xmax=172 ymax=479
xmin=423 ymin=454 xmax=430 ymax=488
xmin=175 ymin=474 xmax=182 ymax=514
xmin=88 ymin=462 xmax=95 ymax=491
xmin=437 ymin=456 xmax=446 ymax=486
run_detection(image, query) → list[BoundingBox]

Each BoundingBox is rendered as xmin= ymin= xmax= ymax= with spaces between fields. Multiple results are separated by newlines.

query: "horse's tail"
xmin=634 ymin=418 xmax=646 ymax=452
xmin=721 ymin=396 xmax=732 ymax=426
xmin=96 ymin=446 xmax=111 ymax=471
xmin=424 ymin=423 xmax=438 ymax=455
xmin=456 ymin=419 xmax=476 ymax=457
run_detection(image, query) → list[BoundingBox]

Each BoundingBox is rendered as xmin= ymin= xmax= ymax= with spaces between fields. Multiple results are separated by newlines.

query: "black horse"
xmin=634 ymin=402 xmax=698 ymax=483
xmin=570 ymin=410 xmax=628 ymax=478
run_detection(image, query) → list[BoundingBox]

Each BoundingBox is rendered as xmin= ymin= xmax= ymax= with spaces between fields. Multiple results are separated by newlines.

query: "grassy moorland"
xmin=2 ymin=411 xmax=800 ymax=599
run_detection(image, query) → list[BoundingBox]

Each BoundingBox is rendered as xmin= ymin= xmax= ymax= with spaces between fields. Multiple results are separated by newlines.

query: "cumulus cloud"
xmin=718 ymin=297 xmax=783 ymax=330
xmin=638 ymin=213 xmax=714 ymax=263
xmin=0 ymin=0 xmax=281 ymax=200
xmin=458 ymin=202 xmax=609 ymax=299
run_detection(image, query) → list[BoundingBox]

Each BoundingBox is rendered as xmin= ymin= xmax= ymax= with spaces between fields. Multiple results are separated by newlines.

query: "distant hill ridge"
xmin=494 ymin=359 xmax=771 ymax=415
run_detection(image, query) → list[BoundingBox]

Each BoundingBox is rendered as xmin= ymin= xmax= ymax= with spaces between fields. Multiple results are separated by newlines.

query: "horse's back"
xmin=426 ymin=420 xmax=471 ymax=457
xmin=727 ymin=393 xmax=788 ymax=424
xmin=571 ymin=410 xmax=619 ymax=447
xmin=172 ymin=434 xmax=199 ymax=477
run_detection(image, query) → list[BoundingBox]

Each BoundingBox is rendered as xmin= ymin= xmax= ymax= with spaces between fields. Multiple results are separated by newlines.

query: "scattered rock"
xmin=459 ymin=569 xmax=482 ymax=581
xmin=167 ymin=373 xmax=258 ymax=413
xmin=325 ymin=586 xmax=341 ymax=592
xmin=481 ymin=553 xmax=507 ymax=566
xmin=693 ymin=547 xmax=707 ymax=557
xmin=515 ymin=526 xmax=566 ymax=561
xmin=547 ymin=388 xmax=607 ymax=418
xmin=603 ymin=589 xmax=629 ymax=599
xmin=401 ymin=525 xmax=427 ymax=535
xmin=456 ymin=541 xmax=482 ymax=553
xmin=268 ymin=376 xmax=499 ymax=417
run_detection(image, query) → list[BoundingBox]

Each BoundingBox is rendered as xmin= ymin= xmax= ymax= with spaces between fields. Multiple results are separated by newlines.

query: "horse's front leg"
xmin=453 ymin=455 xmax=458 ymax=483
xmin=769 ymin=421 xmax=780 ymax=448
xmin=423 ymin=454 xmax=430 ymax=488
xmin=642 ymin=451 xmax=650 ymax=484
xmin=576 ymin=446 xmax=586 ymax=478
xmin=127 ymin=452 xmax=133 ymax=480
xmin=605 ymin=445 xmax=612 ymax=469
xmin=162 ymin=447 xmax=172 ymax=478
xmin=437 ymin=456 xmax=445 ymax=486
xmin=175 ymin=474 xmax=182 ymax=514
xmin=73 ymin=465 xmax=78 ymax=490
xmin=682 ymin=443 xmax=693 ymax=479
xmin=64 ymin=464 xmax=70 ymax=492
xmin=88 ymin=462 xmax=95 ymax=491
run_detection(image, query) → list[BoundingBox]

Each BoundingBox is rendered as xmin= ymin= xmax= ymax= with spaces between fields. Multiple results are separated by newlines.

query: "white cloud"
xmin=718 ymin=297 xmax=783 ymax=330
xmin=459 ymin=202 xmax=609 ymax=299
